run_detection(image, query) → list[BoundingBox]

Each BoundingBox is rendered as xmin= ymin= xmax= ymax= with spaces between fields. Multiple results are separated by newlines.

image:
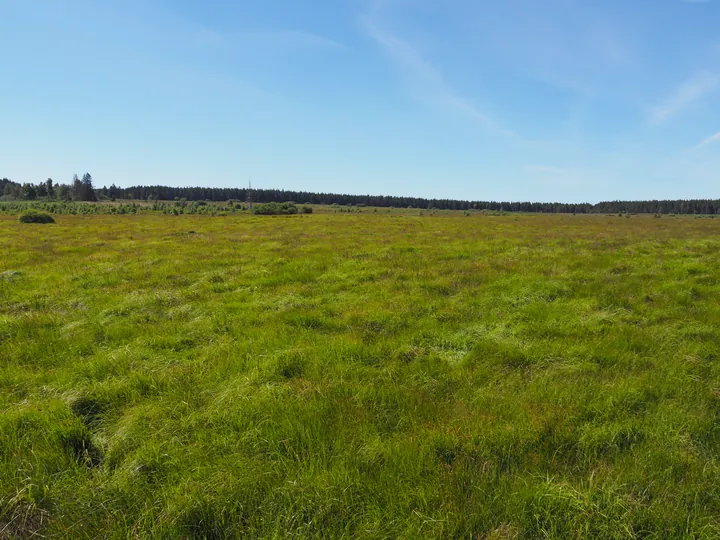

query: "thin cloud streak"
xmin=360 ymin=12 xmax=520 ymax=140
xmin=649 ymin=71 xmax=719 ymax=123
xmin=696 ymin=131 xmax=720 ymax=148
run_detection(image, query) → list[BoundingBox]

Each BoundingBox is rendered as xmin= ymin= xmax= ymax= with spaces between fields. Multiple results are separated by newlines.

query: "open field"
xmin=1 ymin=212 xmax=719 ymax=538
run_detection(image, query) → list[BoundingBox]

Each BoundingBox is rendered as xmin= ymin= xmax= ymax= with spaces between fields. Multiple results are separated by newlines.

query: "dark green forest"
xmin=2 ymin=176 xmax=719 ymax=214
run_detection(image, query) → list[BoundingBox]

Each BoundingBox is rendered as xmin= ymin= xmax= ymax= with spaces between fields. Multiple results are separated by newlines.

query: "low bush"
xmin=252 ymin=202 xmax=298 ymax=215
xmin=18 ymin=209 xmax=55 ymax=223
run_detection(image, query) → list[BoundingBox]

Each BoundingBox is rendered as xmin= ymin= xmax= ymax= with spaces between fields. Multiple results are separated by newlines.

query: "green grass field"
xmin=1 ymin=212 xmax=719 ymax=538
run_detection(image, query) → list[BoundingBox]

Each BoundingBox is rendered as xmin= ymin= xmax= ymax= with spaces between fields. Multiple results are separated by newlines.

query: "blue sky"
xmin=1 ymin=0 xmax=719 ymax=202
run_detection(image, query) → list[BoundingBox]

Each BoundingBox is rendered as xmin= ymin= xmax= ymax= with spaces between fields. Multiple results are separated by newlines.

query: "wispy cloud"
xmin=649 ymin=71 xmax=720 ymax=123
xmin=695 ymin=131 xmax=720 ymax=148
xmin=360 ymin=11 xmax=519 ymax=139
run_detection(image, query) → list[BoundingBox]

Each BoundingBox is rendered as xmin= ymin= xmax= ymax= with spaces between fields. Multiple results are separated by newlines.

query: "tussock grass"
xmin=17 ymin=209 xmax=55 ymax=224
xmin=1 ymin=212 xmax=719 ymax=538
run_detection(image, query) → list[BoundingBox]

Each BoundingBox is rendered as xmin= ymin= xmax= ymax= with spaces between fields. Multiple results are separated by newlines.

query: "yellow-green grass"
xmin=1 ymin=212 xmax=719 ymax=538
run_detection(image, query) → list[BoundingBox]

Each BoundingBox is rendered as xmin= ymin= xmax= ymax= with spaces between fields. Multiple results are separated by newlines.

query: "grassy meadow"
xmin=1 ymin=211 xmax=719 ymax=538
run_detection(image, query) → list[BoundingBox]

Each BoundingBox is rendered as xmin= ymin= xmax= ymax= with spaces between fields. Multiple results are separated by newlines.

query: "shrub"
xmin=18 ymin=210 xmax=55 ymax=224
xmin=301 ymin=206 xmax=313 ymax=214
xmin=252 ymin=202 xmax=298 ymax=215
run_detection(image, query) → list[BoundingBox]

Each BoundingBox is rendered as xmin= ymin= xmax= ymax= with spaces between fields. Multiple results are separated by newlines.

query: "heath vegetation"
xmin=1 ymin=211 xmax=719 ymax=538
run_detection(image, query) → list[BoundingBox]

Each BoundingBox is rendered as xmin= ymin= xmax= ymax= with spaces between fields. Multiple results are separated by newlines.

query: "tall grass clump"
xmin=18 ymin=209 xmax=55 ymax=223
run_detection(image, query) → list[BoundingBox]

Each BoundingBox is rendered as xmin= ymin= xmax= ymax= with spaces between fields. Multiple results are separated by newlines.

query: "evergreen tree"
xmin=22 ymin=183 xmax=37 ymax=200
xmin=56 ymin=184 xmax=71 ymax=200
xmin=71 ymin=174 xmax=83 ymax=201
xmin=81 ymin=173 xmax=96 ymax=201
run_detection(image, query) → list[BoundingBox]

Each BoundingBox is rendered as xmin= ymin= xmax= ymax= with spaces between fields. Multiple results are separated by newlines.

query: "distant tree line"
xmin=2 ymin=176 xmax=720 ymax=214
xmin=1 ymin=174 xmax=96 ymax=202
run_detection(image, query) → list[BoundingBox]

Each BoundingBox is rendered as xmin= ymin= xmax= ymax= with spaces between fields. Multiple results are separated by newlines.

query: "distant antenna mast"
xmin=247 ymin=177 xmax=253 ymax=211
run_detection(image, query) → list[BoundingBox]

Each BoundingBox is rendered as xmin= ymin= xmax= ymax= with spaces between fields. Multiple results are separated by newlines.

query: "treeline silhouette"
xmin=3 ymin=177 xmax=720 ymax=214
xmin=99 ymin=184 xmax=720 ymax=214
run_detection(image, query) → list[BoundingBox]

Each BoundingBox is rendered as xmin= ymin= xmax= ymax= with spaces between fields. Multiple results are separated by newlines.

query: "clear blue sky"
xmin=1 ymin=0 xmax=719 ymax=203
